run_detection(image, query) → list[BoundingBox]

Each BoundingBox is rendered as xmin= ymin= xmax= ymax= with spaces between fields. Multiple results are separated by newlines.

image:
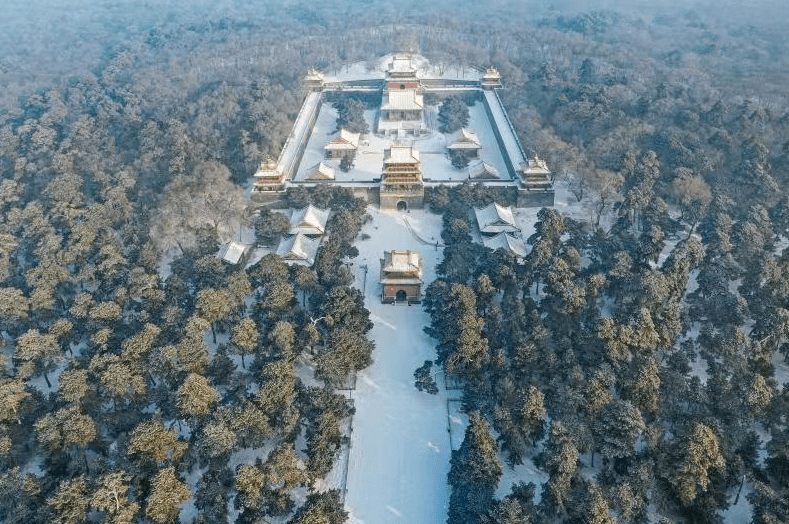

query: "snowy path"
xmin=345 ymin=207 xmax=451 ymax=524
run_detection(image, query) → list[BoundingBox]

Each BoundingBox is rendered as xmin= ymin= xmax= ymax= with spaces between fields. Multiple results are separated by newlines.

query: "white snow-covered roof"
xmin=474 ymin=202 xmax=519 ymax=234
xmin=521 ymin=156 xmax=552 ymax=188
xmin=276 ymin=234 xmax=320 ymax=266
xmin=447 ymin=128 xmax=481 ymax=150
xmin=468 ymin=161 xmax=500 ymax=179
xmin=382 ymin=250 xmax=422 ymax=272
xmin=381 ymin=89 xmax=424 ymax=111
xmin=380 ymin=250 xmax=423 ymax=283
xmin=324 ymin=128 xmax=360 ymax=151
xmin=305 ymin=68 xmax=324 ymax=81
xmin=523 ymin=156 xmax=551 ymax=175
xmin=289 ymin=205 xmax=330 ymax=235
xmin=483 ymin=67 xmax=501 ymax=80
xmin=384 ymin=146 xmax=420 ymax=164
xmin=483 ymin=232 xmax=526 ymax=257
xmin=305 ymin=162 xmax=335 ymax=181
xmin=481 ymin=67 xmax=502 ymax=87
xmin=254 ymin=158 xmax=282 ymax=179
xmin=217 ymin=242 xmax=250 ymax=265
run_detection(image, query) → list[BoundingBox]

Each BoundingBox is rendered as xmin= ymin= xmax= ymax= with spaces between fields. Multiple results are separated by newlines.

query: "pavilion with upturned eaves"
xmin=386 ymin=54 xmax=419 ymax=87
xmin=481 ymin=67 xmax=502 ymax=90
xmin=305 ymin=162 xmax=335 ymax=181
xmin=469 ymin=160 xmax=499 ymax=180
xmin=289 ymin=204 xmax=330 ymax=236
xmin=276 ymin=234 xmax=320 ymax=266
xmin=253 ymin=158 xmax=286 ymax=192
xmin=380 ymin=250 xmax=424 ymax=303
xmin=520 ymin=156 xmax=553 ymax=190
xmin=380 ymin=89 xmax=424 ymax=125
xmin=474 ymin=202 xmax=520 ymax=235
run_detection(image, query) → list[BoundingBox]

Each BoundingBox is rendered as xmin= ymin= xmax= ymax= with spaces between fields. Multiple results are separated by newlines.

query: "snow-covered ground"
xmin=344 ymin=206 xmax=451 ymax=524
xmin=295 ymin=107 xmax=389 ymax=183
xmin=772 ymin=349 xmax=789 ymax=388
xmin=344 ymin=204 xmax=557 ymax=523
xmin=723 ymin=483 xmax=753 ymax=524
xmin=419 ymin=102 xmax=510 ymax=182
xmin=294 ymin=100 xmax=511 ymax=184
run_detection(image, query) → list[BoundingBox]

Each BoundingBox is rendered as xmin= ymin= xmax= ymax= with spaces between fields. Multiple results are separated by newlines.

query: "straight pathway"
xmin=344 ymin=207 xmax=452 ymax=524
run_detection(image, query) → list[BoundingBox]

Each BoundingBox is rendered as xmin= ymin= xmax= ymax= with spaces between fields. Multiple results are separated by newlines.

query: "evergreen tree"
xmin=288 ymin=490 xmax=347 ymax=524
xmin=333 ymin=97 xmax=369 ymax=135
xmin=255 ymin=209 xmax=290 ymax=246
xmin=541 ymin=421 xmax=579 ymax=517
xmin=594 ymin=399 xmax=645 ymax=463
xmin=145 ymin=467 xmax=192 ymax=523
xmin=90 ymin=471 xmax=139 ymax=524
xmin=520 ymin=385 xmax=547 ymax=446
xmin=177 ymin=373 xmax=220 ymax=418
xmin=231 ymin=317 xmax=258 ymax=369
xmin=47 ymin=476 xmax=90 ymax=524
xmin=447 ymin=411 xmax=502 ymax=524
xmin=438 ymin=96 xmax=469 ymax=133
xmin=666 ymin=423 xmax=725 ymax=506
xmin=127 ymin=420 xmax=187 ymax=466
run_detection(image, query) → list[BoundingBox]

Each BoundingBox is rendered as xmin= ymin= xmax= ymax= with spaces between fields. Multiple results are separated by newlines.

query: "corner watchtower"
xmin=481 ymin=67 xmax=502 ymax=90
xmin=303 ymin=69 xmax=325 ymax=92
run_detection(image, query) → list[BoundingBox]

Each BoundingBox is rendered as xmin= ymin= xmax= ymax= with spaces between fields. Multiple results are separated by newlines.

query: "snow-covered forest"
xmin=1 ymin=1 xmax=789 ymax=523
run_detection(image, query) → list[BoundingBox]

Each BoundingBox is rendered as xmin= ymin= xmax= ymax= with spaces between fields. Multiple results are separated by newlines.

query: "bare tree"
xmin=150 ymin=161 xmax=245 ymax=253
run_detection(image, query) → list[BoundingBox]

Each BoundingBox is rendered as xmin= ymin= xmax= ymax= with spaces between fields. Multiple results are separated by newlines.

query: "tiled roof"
xmin=305 ymin=162 xmax=335 ymax=181
xmin=276 ymin=234 xmax=320 ymax=266
xmin=448 ymin=128 xmax=481 ymax=150
xmin=380 ymin=250 xmax=423 ymax=282
xmin=522 ymin=156 xmax=551 ymax=175
xmin=482 ymin=232 xmax=527 ymax=257
xmin=388 ymin=55 xmax=417 ymax=73
xmin=474 ymin=202 xmax=519 ymax=234
xmin=289 ymin=205 xmax=330 ymax=235
xmin=384 ymin=145 xmax=420 ymax=164
xmin=521 ymin=156 xmax=552 ymax=188
xmin=482 ymin=67 xmax=501 ymax=80
xmin=325 ymin=129 xmax=360 ymax=150
xmin=254 ymin=158 xmax=282 ymax=179
xmin=217 ymin=242 xmax=249 ymax=265
xmin=381 ymin=89 xmax=424 ymax=111
xmin=468 ymin=161 xmax=500 ymax=179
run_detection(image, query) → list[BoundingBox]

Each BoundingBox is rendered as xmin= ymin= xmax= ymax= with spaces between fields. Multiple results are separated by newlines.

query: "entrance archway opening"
xmin=396 ymin=200 xmax=408 ymax=211
xmin=396 ymin=290 xmax=408 ymax=302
